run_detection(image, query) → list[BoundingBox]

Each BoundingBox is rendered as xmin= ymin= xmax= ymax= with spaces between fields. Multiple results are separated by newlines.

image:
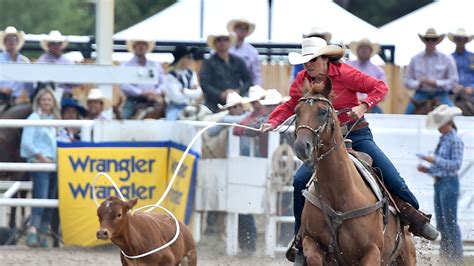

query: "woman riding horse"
xmin=260 ymin=37 xmax=439 ymax=262
xmin=293 ymin=78 xmax=416 ymax=265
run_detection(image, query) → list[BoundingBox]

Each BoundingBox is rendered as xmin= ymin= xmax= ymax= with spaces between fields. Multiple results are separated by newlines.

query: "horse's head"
xmin=294 ymin=75 xmax=337 ymax=162
xmin=96 ymin=196 xmax=137 ymax=240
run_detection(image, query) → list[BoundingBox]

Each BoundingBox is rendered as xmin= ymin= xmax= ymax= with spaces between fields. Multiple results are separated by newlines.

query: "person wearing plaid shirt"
xmin=418 ymin=104 xmax=464 ymax=264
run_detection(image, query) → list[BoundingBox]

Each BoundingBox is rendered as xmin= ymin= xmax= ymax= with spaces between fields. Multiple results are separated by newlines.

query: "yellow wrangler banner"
xmin=57 ymin=141 xmax=198 ymax=247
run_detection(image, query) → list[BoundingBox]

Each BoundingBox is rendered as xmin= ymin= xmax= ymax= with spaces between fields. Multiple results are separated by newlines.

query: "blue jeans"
xmin=123 ymin=98 xmax=136 ymax=119
xmin=293 ymin=127 xmax=419 ymax=234
xmin=434 ymin=176 xmax=463 ymax=262
xmin=166 ymin=102 xmax=187 ymax=120
xmin=405 ymin=90 xmax=454 ymax=114
xmin=30 ymin=172 xmax=57 ymax=233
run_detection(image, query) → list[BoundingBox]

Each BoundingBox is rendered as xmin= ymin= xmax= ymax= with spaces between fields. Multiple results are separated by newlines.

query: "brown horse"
xmin=293 ymin=82 xmax=416 ymax=265
xmin=0 ymin=104 xmax=32 ymax=230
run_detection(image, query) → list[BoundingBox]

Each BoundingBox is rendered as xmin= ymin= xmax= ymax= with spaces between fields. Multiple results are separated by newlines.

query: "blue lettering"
xmin=68 ymin=156 xmax=89 ymax=172
xmin=68 ymin=182 xmax=157 ymax=200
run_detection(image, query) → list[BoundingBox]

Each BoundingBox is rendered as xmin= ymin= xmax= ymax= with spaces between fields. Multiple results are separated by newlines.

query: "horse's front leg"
xmin=302 ymin=236 xmax=324 ymax=266
xmin=359 ymin=244 xmax=381 ymax=266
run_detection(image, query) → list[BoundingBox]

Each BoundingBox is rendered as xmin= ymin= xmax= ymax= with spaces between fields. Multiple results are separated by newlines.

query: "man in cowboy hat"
xmin=404 ymin=28 xmax=459 ymax=114
xmin=120 ymin=37 xmax=166 ymax=119
xmin=449 ymin=28 xmax=474 ymax=115
xmin=200 ymin=30 xmax=252 ymax=113
xmin=0 ymin=26 xmax=32 ymax=110
xmin=417 ymin=104 xmax=464 ymax=263
xmin=292 ymin=26 xmax=333 ymax=80
xmin=227 ymin=18 xmax=261 ymax=86
xmin=85 ymin=88 xmax=111 ymax=120
xmin=36 ymin=30 xmax=76 ymax=96
xmin=348 ymin=37 xmax=386 ymax=113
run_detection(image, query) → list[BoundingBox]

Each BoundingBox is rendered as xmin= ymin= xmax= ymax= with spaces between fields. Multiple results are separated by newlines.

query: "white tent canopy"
xmin=114 ymin=0 xmax=378 ymax=44
xmin=271 ymin=0 xmax=378 ymax=44
xmin=376 ymin=0 xmax=474 ymax=65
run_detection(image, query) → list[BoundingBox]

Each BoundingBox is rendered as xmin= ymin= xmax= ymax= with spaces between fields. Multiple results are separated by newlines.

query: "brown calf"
xmin=96 ymin=196 xmax=197 ymax=266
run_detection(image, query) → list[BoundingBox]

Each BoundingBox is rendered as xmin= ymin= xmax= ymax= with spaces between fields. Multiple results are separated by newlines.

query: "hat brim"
xmin=349 ymin=41 xmax=380 ymax=58
xmin=62 ymin=104 xmax=87 ymax=117
xmin=0 ymin=31 xmax=26 ymax=51
xmin=88 ymin=97 xmax=112 ymax=111
xmin=227 ymin=19 xmax=256 ymax=37
xmin=426 ymin=106 xmax=462 ymax=129
xmin=207 ymin=33 xmax=237 ymax=50
xmin=40 ymin=40 xmax=68 ymax=52
xmin=448 ymin=33 xmax=473 ymax=43
xmin=418 ymin=34 xmax=445 ymax=45
xmin=288 ymin=45 xmax=344 ymax=65
xmin=126 ymin=40 xmax=155 ymax=53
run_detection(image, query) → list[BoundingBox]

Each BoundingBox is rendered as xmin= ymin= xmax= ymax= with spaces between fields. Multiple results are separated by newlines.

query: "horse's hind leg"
xmin=397 ymin=230 xmax=416 ymax=266
xmin=302 ymin=236 xmax=323 ymax=266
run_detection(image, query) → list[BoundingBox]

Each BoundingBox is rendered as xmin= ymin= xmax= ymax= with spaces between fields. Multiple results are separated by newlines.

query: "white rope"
xmin=92 ymin=116 xmax=296 ymax=259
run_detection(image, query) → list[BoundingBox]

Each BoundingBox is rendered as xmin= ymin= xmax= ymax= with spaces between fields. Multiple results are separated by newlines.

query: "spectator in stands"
xmin=348 ymin=38 xmax=386 ymax=113
xmin=449 ymin=28 xmax=474 ymax=116
xmin=227 ymin=18 xmax=262 ymax=86
xmin=20 ymin=87 xmax=60 ymax=248
xmin=404 ymin=28 xmax=459 ymax=114
xmin=200 ymin=30 xmax=253 ymax=113
xmin=417 ymin=105 xmax=464 ymax=264
xmin=292 ymin=26 xmax=332 ymax=80
xmin=206 ymin=92 xmax=249 ymax=137
xmin=57 ymin=98 xmax=85 ymax=142
xmin=120 ymin=38 xmax=166 ymax=119
xmin=0 ymin=26 xmax=32 ymax=110
xmin=163 ymin=45 xmax=203 ymax=120
xmin=85 ymin=88 xmax=111 ymax=120
xmin=36 ymin=30 xmax=76 ymax=97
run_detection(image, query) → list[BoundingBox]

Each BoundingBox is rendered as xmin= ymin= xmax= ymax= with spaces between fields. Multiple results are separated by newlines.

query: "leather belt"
xmin=341 ymin=119 xmax=369 ymax=135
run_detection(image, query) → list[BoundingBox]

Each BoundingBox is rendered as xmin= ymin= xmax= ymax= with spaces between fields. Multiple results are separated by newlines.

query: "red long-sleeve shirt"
xmin=267 ymin=62 xmax=388 ymax=127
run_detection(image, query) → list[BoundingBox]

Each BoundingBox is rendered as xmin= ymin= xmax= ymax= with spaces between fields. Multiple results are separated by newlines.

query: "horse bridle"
xmin=295 ymin=95 xmax=340 ymax=161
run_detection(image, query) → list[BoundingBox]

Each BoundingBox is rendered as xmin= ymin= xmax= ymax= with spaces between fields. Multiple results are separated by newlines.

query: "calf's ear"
xmin=125 ymin=198 xmax=138 ymax=210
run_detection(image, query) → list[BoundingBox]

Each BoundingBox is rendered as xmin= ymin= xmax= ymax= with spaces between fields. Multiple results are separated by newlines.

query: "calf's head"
xmin=96 ymin=196 xmax=138 ymax=240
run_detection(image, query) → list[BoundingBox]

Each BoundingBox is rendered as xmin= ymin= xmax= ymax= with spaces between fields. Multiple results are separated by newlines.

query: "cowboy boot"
xmin=286 ymin=235 xmax=302 ymax=262
xmin=395 ymin=198 xmax=439 ymax=241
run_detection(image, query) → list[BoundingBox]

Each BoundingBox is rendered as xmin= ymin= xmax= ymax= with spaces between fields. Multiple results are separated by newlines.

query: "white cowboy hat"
xmin=448 ymin=28 xmax=474 ymax=43
xmin=206 ymin=31 xmax=237 ymax=50
xmin=40 ymin=30 xmax=68 ymax=52
xmin=218 ymin=92 xmax=247 ymax=110
xmin=426 ymin=104 xmax=462 ymax=129
xmin=349 ymin=38 xmax=380 ymax=58
xmin=418 ymin=28 xmax=445 ymax=45
xmin=247 ymin=85 xmax=267 ymax=102
xmin=126 ymin=38 xmax=155 ymax=53
xmin=259 ymin=89 xmax=287 ymax=105
xmin=302 ymin=26 xmax=332 ymax=42
xmin=0 ymin=26 xmax=26 ymax=51
xmin=289 ymin=37 xmax=344 ymax=65
xmin=227 ymin=18 xmax=256 ymax=37
xmin=87 ymin=88 xmax=112 ymax=111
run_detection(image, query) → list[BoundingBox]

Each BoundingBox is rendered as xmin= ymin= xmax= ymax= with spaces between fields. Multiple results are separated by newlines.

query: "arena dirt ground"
xmin=0 ymin=234 xmax=472 ymax=265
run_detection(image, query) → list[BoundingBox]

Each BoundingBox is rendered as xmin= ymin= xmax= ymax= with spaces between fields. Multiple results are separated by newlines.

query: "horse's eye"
xmin=317 ymin=108 xmax=328 ymax=116
xmin=116 ymin=213 xmax=122 ymax=218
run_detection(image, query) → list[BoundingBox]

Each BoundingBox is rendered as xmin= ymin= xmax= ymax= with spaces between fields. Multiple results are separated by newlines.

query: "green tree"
xmin=0 ymin=0 xmax=94 ymax=35
xmin=334 ymin=0 xmax=434 ymax=27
